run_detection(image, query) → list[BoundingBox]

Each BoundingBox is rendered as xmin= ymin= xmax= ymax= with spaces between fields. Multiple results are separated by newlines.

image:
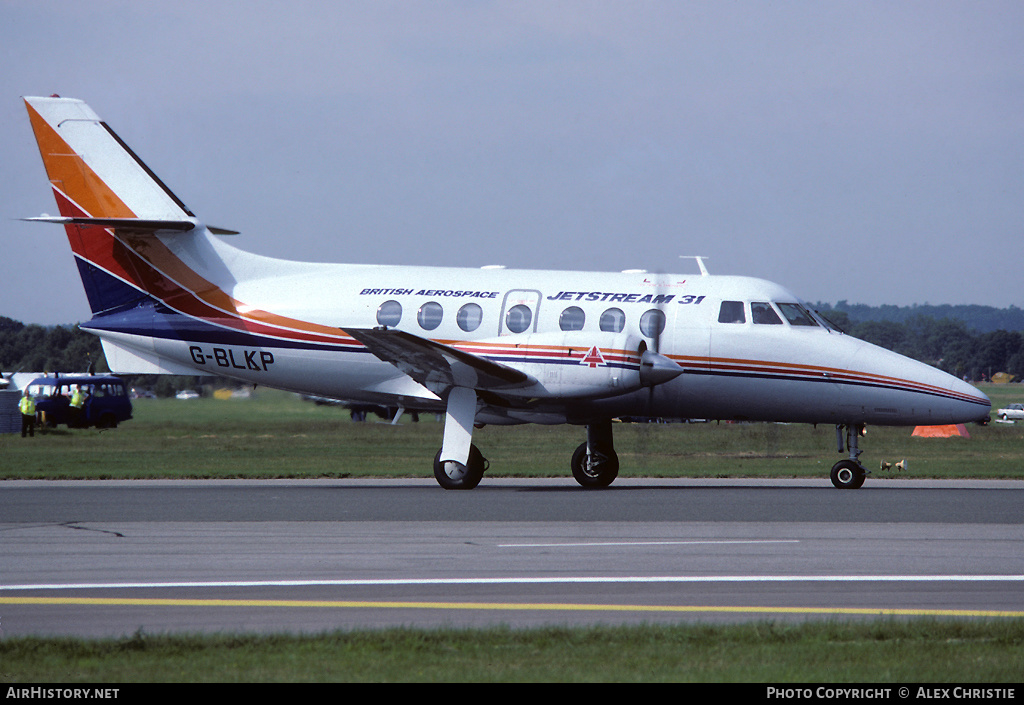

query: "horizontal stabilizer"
xmin=22 ymin=216 xmax=239 ymax=235
xmin=345 ymin=327 xmax=535 ymax=394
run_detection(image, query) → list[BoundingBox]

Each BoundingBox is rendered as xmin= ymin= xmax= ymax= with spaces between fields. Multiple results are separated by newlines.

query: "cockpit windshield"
xmin=776 ymin=303 xmax=819 ymax=327
xmin=716 ymin=300 xmax=830 ymax=330
xmin=751 ymin=302 xmax=783 ymax=325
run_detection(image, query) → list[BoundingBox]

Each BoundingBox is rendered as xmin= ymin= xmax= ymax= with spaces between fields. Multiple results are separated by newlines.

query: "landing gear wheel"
xmin=830 ymin=459 xmax=866 ymax=489
xmin=571 ymin=442 xmax=619 ymax=489
xmin=433 ymin=444 xmax=487 ymax=490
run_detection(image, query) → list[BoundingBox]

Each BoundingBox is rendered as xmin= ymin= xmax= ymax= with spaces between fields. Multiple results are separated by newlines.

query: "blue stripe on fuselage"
xmin=81 ymin=299 xmax=363 ymax=353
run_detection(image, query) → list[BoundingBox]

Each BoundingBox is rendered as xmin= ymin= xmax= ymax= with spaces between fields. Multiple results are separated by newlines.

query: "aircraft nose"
xmin=845 ymin=339 xmax=991 ymax=425
xmin=913 ymin=360 xmax=991 ymax=424
xmin=948 ymin=376 xmax=991 ymax=423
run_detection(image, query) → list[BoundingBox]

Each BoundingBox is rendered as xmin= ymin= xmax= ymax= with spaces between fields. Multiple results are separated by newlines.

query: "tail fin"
xmin=24 ymin=96 xmax=201 ymax=315
xmin=23 ymin=96 xmax=343 ymax=371
xmin=24 ymin=96 xmax=194 ymax=222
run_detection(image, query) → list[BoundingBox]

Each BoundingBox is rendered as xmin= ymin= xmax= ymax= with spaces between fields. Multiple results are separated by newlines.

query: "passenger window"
xmin=506 ymin=304 xmax=533 ymax=333
xmin=559 ymin=306 xmax=585 ymax=331
xmin=718 ymin=301 xmax=745 ymax=324
xmin=639 ymin=309 xmax=666 ymax=339
xmin=376 ymin=300 xmax=402 ymax=327
xmin=600 ymin=307 xmax=625 ymax=333
xmin=777 ymin=303 xmax=819 ymax=327
xmin=417 ymin=301 xmax=443 ymax=330
xmin=752 ymin=302 xmax=783 ymax=325
xmin=456 ymin=303 xmax=483 ymax=332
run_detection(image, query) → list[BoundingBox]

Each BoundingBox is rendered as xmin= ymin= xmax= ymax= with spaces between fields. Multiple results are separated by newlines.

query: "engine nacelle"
xmin=481 ymin=331 xmax=680 ymax=400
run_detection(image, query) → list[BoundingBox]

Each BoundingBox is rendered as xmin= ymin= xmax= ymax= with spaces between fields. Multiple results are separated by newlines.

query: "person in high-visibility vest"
xmin=19 ymin=389 xmax=36 ymax=438
xmin=69 ymin=385 xmax=87 ymax=428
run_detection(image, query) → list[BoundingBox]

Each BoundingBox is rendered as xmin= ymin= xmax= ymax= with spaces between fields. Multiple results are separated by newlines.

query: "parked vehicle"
xmin=27 ymin=375 xmax=133 ymax=429
xmin=996 ymin=403 xmax=1024 ymax=421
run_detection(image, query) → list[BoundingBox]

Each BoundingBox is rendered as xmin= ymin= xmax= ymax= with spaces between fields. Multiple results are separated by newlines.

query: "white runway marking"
xmin=3 ymin=574 xmax=1024 ymax=591
xmin=497 ymin=539 xmax=800 ymax=547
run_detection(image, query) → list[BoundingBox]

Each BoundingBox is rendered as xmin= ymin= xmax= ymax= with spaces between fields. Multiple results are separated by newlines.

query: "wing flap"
xmin=345 ymin=327 xmax=535 ymax=394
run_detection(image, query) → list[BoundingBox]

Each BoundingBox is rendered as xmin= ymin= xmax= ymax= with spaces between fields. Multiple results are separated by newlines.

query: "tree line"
xmin=822 ymin=301 xmax=1024 ymax=335
xmin=0 ymin=316 xmax=199 ymax=397
xmin=1 ymin=316 xmax=107 ymax=376
xmin=4 ymin=303 xmax=1024 ymax=392
xmin=812 ymin=306 xmax=1024 ymax=382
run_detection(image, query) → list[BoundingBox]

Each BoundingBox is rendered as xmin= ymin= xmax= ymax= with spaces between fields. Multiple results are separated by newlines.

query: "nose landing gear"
xmin=831 ymin=423 xmax=868 ymax=489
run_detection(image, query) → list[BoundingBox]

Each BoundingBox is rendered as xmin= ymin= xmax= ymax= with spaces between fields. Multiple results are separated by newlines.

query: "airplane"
xmin=20 ymin=95 xmax=991 ymax=490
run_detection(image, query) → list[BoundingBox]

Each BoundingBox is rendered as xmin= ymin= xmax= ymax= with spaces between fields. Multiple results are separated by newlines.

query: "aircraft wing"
xmin=344 ymin=327 xmax=536 ymax=395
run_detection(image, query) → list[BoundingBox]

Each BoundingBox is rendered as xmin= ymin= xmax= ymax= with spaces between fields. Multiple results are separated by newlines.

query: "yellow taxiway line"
xmin=3 ymin=596 xmax=1023 ymax=619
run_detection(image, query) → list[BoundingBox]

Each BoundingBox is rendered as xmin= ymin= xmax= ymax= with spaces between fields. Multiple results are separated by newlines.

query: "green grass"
xmin=2 ymin=621 xmax=1023 ymax=682
xmin=2 ymin=384 xmax=1022 ymax=481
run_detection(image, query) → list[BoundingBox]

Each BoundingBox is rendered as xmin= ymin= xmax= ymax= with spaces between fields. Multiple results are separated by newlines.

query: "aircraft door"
xmin=499 ymin=289 xmax=542 ymax=335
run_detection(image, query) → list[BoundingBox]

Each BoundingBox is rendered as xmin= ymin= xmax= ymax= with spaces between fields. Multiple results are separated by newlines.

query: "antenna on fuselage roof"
xmin=680 ymin=255 xmax=709 ymax=276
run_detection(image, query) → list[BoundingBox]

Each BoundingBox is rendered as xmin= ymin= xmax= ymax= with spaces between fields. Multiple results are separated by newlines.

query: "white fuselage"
xmin=88 ymin=230 xmax=989 ymax=429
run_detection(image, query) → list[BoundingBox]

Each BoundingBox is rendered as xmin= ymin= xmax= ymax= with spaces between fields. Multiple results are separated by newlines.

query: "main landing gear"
xmin=570 ymin=419 xmax=619 ymax=488
xmin=433 ymin=444 xmax=487 ymax=490
xmin=433 ymin=387 xmax=488 ymax=490
xmin=831 ymin=423 xmax=868 ymax=489
xmin=432 ymin=385 xmax=620 ymax=490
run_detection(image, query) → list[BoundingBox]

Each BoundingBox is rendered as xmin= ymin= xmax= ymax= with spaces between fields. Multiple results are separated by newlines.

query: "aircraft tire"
xmin=571 ymin=442 xmax=619 ymax=489
xmin=830 ymin=459 xmax=866 ymax=489
xmin=433 ymin=445 xmax=487 ymax=490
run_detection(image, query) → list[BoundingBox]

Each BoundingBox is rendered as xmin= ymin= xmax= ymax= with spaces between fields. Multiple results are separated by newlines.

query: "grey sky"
xmin=2 ymin=1 xmax=1022 ymax=325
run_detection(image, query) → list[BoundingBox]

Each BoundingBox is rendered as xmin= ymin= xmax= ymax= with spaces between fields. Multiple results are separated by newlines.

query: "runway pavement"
xmin=1 ymin=478 xmax=1022 ymax=637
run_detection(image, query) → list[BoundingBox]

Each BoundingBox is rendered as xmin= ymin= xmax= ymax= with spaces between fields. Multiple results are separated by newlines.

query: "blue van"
xmin=28 ymin=375 xmax=133 ymax=429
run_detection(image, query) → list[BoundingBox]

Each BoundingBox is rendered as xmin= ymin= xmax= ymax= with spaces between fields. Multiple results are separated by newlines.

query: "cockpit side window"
xmin=777 ymin=303 xmax=819 ymax=327
xmin=718 ymin=301 xmax=745 ymax=324
xmin=751 ymin=302 xmax=783 ymax=325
